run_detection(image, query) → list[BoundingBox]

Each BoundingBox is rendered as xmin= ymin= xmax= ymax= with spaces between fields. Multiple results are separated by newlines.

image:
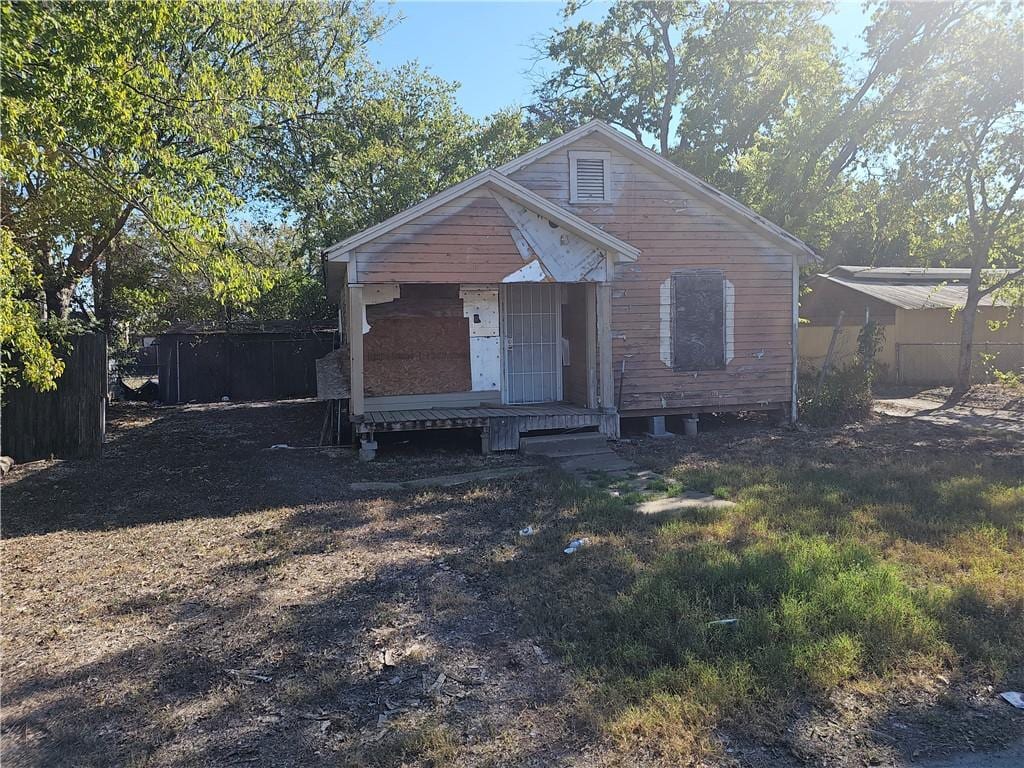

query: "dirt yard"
xmin=2 ymin=401 xmax=1022 ymax=767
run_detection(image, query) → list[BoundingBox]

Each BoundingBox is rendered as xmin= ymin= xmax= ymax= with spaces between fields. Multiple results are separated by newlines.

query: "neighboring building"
xmin=801 ymin=266 xmax=1023 ymax=385
xmin=322 ymin=120 xmax=816 ymax=454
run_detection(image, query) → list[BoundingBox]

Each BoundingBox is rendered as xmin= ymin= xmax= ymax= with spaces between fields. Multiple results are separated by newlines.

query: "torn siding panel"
xmin=493 ymin=194 xmax=607 ymax=282
xmin=502 ymin=260 xmax=549 ymax=283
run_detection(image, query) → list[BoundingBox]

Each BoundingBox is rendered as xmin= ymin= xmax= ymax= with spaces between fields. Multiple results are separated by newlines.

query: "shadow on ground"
xmin=2 ymin=403 xmax=1022 ymax=767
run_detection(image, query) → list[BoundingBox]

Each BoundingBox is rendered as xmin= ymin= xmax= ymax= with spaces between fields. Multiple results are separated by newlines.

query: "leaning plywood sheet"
xmin=316 ymin=349 xmax=350 ymax=400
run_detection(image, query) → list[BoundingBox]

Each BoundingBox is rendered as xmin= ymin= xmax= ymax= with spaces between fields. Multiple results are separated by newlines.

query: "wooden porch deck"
xmin=355 ymin=402 xmax=609 ymax=452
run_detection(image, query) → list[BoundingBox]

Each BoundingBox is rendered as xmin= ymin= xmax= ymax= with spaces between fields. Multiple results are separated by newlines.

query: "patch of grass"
xmin=359 ymin=720 xmax=461 ymax=768
xmin=501 ymin=427 xmax=1023 ymax=762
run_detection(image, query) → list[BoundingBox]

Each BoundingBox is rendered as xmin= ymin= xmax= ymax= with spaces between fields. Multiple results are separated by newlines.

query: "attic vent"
xmin=569 ymin=150 xmax=611 ymax=204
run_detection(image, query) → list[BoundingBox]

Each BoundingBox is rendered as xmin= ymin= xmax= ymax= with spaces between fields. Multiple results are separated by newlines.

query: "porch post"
xmin=597 ymin=283 xmax=615 ymax=413
xmin=347 ymin=284 xmax=365 ymax=417
xmin=586 ymin=283 xmax=598 ymax=409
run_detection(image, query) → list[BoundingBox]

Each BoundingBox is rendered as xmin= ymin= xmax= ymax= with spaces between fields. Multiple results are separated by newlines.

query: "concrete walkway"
xmin=875 ymin=397 xmax=1022 ymax=437
xmin=911 ymin=740 xmax=1024 ymax=768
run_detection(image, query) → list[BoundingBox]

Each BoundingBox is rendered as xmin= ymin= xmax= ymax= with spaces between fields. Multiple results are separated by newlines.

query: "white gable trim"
xmin=499 ymin=120 xmax=818 ymax=264
xmin=323 ymin=168 xmax=639 ymax=264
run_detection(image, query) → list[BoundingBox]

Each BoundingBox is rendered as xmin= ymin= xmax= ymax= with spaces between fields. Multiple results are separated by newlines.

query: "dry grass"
xmin=2 ymin=402 xmax=1022 ymax=768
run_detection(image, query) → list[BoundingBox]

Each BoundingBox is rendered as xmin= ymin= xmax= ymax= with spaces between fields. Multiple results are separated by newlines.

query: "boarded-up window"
xmin=671 ymin=271 xmax=725 ymax=371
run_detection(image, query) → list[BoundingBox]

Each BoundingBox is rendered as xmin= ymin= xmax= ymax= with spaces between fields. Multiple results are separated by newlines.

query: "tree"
xmin=252 ymin=65 xmax=544 ymax=264
xmin=532 ymin=0 xmax=695 ymax=153
xmin=885 ymin=3 xmax=1023 ymax=394
xmin=1 ymin=0 xmax=383 ymax=321
xmin=0 ymin=230 xmax=63 ymax=392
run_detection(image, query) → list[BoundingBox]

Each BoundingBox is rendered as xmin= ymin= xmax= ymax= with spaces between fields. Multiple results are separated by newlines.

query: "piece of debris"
xmin=0 ymin=456 xmax=14 ymax=476
xmin=269 ymin=444 xmax=290 ymax=450
xmin=382 ymin=649 xmax=398 ymax=668
xmin=221 ymin=395 xmax=230 ymax=402
xmin=532 ymin=644 xmax=549 ymax=665
xmin=999 ymin=691 xmax=1024 ymax=709
xmin=519 ymin=525 xmax=535 ymax=536
xmin=223 ymin=668 xmax=273 ymax=683
xmin=563 ymin=537 xmax=587 ymax=555
xmin=427 ymin=671 xmax=447 ymax=694
xmin=708 ymin=618 xmax=739 ymax=627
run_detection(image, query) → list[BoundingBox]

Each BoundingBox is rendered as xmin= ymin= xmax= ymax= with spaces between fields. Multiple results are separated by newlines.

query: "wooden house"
xmin=322 ymin=120 xmax=816 ymax=456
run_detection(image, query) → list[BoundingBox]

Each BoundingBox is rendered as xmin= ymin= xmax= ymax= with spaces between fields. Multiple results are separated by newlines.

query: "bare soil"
xmin=2 ymin=402 xmax=1021 ymax=767
xmin=879 ymin=384 xmax=1024 ymax=413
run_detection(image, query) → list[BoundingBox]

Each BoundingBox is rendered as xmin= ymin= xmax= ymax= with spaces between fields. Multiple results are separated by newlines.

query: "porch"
xmin=357 ymin=401 xmax=612 ymax=452
xmin=343 ymin=279 xmax=618 ymax=456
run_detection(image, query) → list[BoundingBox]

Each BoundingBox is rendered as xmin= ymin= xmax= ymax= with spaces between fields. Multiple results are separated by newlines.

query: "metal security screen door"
xmin=501 ymin=283 xmax=562 ymax=404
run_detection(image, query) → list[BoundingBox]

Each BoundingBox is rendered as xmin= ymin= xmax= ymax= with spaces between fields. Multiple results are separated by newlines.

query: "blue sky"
xmin=369 ymin=1 xmax=872 ymax=119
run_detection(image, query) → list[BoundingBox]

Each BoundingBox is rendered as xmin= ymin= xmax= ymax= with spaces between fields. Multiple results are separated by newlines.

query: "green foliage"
xmin=798 ymin=320 xmax=884 ymax=426
xmin=595 ymin=536 xmax=940 ymax=690
xmin=1 ymin=0 xmax=382 ymax=317
xmin=0 ymin=229 xmax=64 ymax=391
xmin=798 ymin=364 xmax=874 ymax=427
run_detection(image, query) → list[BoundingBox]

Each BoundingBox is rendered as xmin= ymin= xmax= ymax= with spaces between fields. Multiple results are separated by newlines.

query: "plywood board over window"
xmin=671 ymin=271 xmax=726 ymax=371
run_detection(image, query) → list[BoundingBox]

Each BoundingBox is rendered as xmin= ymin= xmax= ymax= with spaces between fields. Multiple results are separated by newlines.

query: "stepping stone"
xmin=638 ymin=491 xmax=737 ymax=515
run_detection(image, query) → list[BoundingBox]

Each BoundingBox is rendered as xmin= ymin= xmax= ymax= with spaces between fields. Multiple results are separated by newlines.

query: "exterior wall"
xmin=509 ymin=136 xmax=795 ymax=413
xmin=893 ymin=306 xmax=1023 ymax=384
xmin=896 ymin=306 xmax=1023 ymax=345
xmin=352 ymin=190 xmax=526 ymax=284
xmin=799 ymin=324 xmax=897 ymax=378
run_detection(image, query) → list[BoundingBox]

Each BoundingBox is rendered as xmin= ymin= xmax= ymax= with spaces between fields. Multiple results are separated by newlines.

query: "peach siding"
xmin=509 ymin=135 xmax=795 ymax=413
xmin=353 ymin=190 xmax=527 ymax=284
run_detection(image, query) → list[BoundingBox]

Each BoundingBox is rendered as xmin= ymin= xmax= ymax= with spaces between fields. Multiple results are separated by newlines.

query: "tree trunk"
xmin=952 ymin=266 xmax=983 ymax=398
xmin=43 ymin=281 xmax=76 ymax=320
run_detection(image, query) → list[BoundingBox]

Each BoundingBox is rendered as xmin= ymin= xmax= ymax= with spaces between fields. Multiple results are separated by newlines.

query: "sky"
xmin=369 ymin=1 xmax=873 ymax=119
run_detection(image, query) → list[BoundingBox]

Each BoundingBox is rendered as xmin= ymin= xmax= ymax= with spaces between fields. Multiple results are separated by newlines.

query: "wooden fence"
xmin=1 ymin=333 xmax=107 ymax=461
xmin=156 ymin=331 xmax=337 ymax=404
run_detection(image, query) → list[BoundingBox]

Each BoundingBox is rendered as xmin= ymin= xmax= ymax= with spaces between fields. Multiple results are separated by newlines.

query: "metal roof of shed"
xmin=821 ymin=266 xmax=1019 ymax=310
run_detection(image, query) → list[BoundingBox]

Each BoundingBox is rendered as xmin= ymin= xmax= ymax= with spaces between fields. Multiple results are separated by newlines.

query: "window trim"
xmin=568 ymin=150 xmax=611 ymax=204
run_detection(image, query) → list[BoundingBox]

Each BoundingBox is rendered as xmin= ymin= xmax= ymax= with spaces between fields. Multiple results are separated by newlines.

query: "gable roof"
xmin=819 ymin=266 xmax=1019 ymax=309
xmin=499 ymin=120 xmax=818 ymax=263
xmin=323 ymin=168 xmax=640 ymax=265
